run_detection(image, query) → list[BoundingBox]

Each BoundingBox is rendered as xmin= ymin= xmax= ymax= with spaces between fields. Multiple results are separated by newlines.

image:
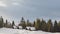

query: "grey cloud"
xmin=0 ymin=0 xmax=60 ymax=22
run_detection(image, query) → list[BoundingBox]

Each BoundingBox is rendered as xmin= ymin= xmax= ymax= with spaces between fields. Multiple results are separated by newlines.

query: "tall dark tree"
xmin=20 ymin=17 xmax=26 ymax=29
xmin=27 ymin=20 xmax=29 ymax=26
xmin=41 ymin=19 xmax=46 ymax=31
xmin=35 ymin=18 xmax=41 ymax=30
xmin=46 ymin=19 xmax=53 ymax=32
xmin=33 ymin=21 xmax=35 ymax=27
xmin=0 ymin=16 xmax=4 ymax=28
xmin=26 ymin=20 xmax=32 ymax=27
xmin=5 ymin=19 xmax=8 ymax=27
xmin=6 ymin=20 xmax=8 ymax=25
xmin=12 ymin=21 xmax=15 ymax=28
xmin=54 ymin=20 xmax=58 ymax=32
xmin=57 ymin=21 xmax=60 ymax=32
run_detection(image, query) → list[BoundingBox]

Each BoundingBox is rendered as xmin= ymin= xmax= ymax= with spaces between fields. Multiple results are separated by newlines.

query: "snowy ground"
xmin=0 ymin=28 xmax=60 ymax=34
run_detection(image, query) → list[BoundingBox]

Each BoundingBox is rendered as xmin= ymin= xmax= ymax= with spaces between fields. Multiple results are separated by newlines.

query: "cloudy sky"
xmin=0 ymin=0 xmax=60 ymax=23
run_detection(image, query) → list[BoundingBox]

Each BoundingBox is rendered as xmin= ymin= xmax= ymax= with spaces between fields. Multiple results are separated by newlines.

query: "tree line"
xmin=0 ymin=16 xmax=60 ymax=32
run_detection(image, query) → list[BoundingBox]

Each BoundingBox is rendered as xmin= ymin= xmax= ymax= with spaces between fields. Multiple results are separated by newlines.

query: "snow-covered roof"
xmin=13 ymin=26 xmax=17 ymax=29
xmin=26 ymin=27 xmax=36 ymax=30
xmin=30 ymin=27 xmax=36 ymax=30
xmin=26 ymin=27 xmax=30 ymax=29
xmin=19 ymin=26 xmax=22 ymax=29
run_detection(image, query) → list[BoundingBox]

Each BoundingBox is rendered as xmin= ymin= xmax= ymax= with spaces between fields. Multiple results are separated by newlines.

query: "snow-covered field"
xmin=0 ymin=28 xmax=60 ymax=34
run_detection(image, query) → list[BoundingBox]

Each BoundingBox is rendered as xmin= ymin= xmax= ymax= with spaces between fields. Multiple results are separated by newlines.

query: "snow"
xmin=26 ymin=27 xmax=35 ymax=31
xmin=30 ymin=27 xmax=35 ymax=30
xmin=0 ymin=28 xmax=60 ymax=34
xmin=18 ymin=26 xmax=22 ymax=29
xmin=26 ymin=27 xmax=30 ymax=30
xmin=13 ymin=26 xmax=17 ymax=29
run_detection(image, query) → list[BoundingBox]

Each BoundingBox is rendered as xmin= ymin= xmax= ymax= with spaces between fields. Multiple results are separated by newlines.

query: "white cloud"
xmin=0 ymin=1 xmax=7 ymax=7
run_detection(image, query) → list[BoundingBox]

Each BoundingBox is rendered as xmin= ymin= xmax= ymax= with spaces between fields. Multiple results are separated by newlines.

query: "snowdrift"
xmin=0 ymin=28 xmax=60 ymax=34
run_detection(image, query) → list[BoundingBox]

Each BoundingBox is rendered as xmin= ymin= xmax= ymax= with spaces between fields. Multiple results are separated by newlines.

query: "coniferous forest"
xmin=0 ymin=16 xmax=60 ymax=32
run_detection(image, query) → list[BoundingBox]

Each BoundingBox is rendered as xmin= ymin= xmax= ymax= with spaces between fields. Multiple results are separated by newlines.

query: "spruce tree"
xmin=26 ymin=20 xmax=28 ymax=26
xmin=20 ymin=17 xmax=26 ymax=29
xmin=12 ymin=21 xmax=15 ymax=28
xmin=41 ymin=19 xmax=46 ymax=31
xmin=33 ymin=21 xmax=35 ymax=27
xmin=0 ymin=16 xmax=4 ymax=28
xmin=46 ymin=19 xmax=53 ymax=32
xmin=26 ymin=20 xmax=32 ymax=27
xmin=35 ymin=18 xmax=41 ymax=30
xmin=57 ymin=21 xmax=60 ymax=32
xmin=5 ymin=19 xmax=8 ymax=27
xmin=54 ymin=20 xmax=58 ymax=32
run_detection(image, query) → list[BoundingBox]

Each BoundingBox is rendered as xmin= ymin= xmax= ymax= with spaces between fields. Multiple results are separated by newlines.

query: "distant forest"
xmin=0 ymin=16 xmax=60 ymax=32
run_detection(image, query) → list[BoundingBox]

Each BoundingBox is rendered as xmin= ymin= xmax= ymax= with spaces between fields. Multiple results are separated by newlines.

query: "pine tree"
xmin=12 ymin=21 xmax=15 ymax=28
xmin=33 ymin=21 xmax=35 ymax=27
xmin=57 ymin=21 xmax=60 ymax=32
xmin=26 ymin=20 xmax=32 ymax=27
xmin=0 ymin=16 xmax=4 ymax=28
xmin=54 ymin=20 xmax=58 ymax=32
xmin=41 ymin=19 xmax=46 ymax=31
xmin=20 ymin=17 xmax=26 ymax=29
xmin=6 ymin=20 xmax=8 ymax=25
xmin=27 ymin=20 xmax=29 ymax=26
xmin=35 ymin=18 xmax=41 ymax=30
xmin=46 ymin=19 xmax=53 ymax=32
xmin=5 ymin=19 xmax=8 ymax=27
